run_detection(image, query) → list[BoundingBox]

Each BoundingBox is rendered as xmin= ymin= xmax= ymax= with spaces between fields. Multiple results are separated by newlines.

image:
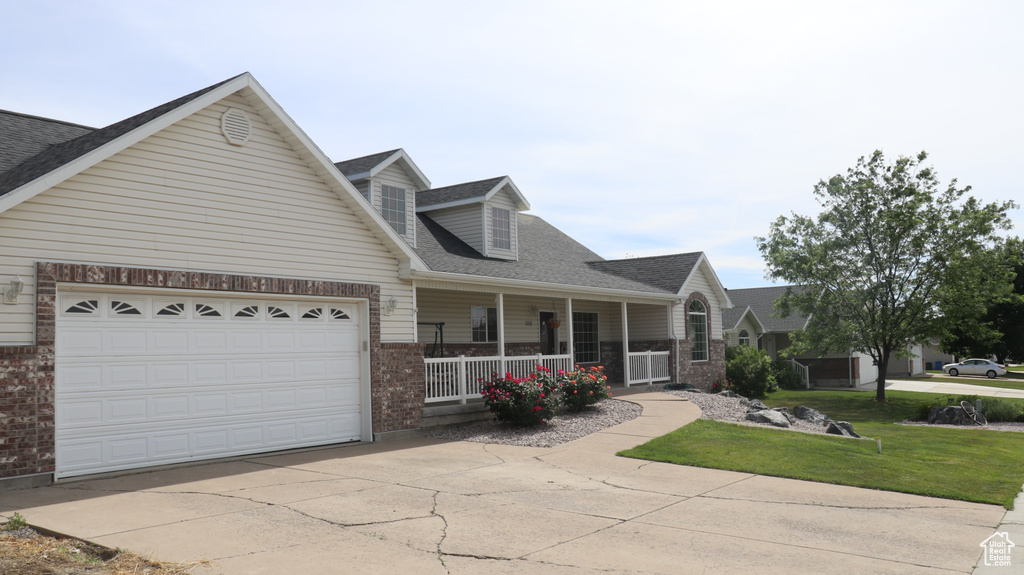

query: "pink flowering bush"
xmin=559 ymin=365 xmax=612 ymax=412
xmin=481 ymin=368 xmax=558 ymax=426
xmin=710 ymin=375 xmax=730 ymax=393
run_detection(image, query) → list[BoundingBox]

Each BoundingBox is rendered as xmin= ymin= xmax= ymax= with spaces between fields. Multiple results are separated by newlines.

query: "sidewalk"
xmin=885 ymin=378 xmax=1024 ymax=399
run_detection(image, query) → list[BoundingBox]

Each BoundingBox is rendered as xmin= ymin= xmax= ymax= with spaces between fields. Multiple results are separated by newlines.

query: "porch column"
xmin=497 ymin=292 xmax=506 ymax=375
xmin=566 ymin=298 xmax=574 ymax=366
xmin=621 ymin=301 xmax=630 ymax=387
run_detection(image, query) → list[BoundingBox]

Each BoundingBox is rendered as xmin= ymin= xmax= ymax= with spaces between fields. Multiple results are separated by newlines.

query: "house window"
xmin=572 ymin=311 xmax=599 ymax=363
xmin=738 ymin=329 xmax=750 ymax=346
xmin=492 ymin=207 xmax=511 ymax=250
xmin=690 ymin=300 xmax=708 ymax=361
xmin=381 ymin=185 xmax=407 ymax=235
xmin=471 ymin=306 xmax=498 ymax=342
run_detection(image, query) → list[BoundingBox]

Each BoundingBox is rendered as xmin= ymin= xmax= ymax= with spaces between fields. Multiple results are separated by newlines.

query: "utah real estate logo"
xmin=980 ymin=532 xmax=1015 ymax=567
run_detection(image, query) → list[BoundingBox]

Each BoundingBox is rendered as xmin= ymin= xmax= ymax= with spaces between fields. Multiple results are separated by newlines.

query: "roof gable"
xmin=416 ymin=176 xmax=529 ymax=212
xmin=723 ymin=285 xmax=808 ymax=333
xmin=0 ymin=73 xmax=427 ymax=272
xmin=334 ymin=148 xmax=430 ymax=190
xmin=722 ymin=305 xmax=766 ymax=333
xmin=588 ymin=252 xmax=731 ymax=307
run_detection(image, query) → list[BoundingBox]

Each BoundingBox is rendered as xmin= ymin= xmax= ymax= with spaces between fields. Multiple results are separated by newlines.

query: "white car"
xmin=942 ymin=359 xmax=1007 ymax=379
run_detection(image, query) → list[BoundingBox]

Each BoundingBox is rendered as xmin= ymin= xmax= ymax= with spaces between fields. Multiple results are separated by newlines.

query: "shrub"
xmin=481 ymin=370 xmax=558 ymax=426
xmin=724 ymin=345 xmax=778 ymax=397
xmin=560 ymin=366 xmax=611 ymax=412
xmin=980 ymin=399 xmax=1024 ymax=423
xmin=772 ymin=359 xmax=804 ymax=390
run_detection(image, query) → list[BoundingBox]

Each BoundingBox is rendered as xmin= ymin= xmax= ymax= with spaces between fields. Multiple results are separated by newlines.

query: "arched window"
xmin=738 ymin=329 xmax=750 ymax=346
xmin=689 ymin=300 xmax=708 ymax=361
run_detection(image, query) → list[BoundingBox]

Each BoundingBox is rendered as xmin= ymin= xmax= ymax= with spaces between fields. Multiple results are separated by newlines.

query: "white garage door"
xmin=55 ymin=290 xmax=364 ymax=478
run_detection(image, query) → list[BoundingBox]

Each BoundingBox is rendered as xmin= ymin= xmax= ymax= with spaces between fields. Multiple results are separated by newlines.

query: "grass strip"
xmin=620 ymin=389 xmax=1024 ymax=508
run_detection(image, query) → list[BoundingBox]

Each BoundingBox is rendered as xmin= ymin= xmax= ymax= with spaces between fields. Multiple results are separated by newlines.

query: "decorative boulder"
xmin=718 ymin=390 xmax=739 ymax=398
xmin=928 ymin=406 xmax=986 ymax=426
xmin=747 ymin=399 xmax=769 ymax=412
xmin=794 ymin=405 xmax=831 ymax=426
xmin=772 ymin=407 xmax=796 ymax=424
xmin=746 ymin=410 xmax=791 ymax=428
xmin=825 ymin=420 xmax=861 ymax=438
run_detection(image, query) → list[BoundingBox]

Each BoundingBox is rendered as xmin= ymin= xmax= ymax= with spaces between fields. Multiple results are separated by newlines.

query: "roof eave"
xmin=410 ymin=269 xmax=679 ymax=303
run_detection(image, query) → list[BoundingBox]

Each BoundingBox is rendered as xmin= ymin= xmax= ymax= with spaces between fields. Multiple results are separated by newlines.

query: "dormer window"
xmin=492 ymin=207 xmax=510 ymax=250
xmin=381 ymin=185 xmax=407 ymax=234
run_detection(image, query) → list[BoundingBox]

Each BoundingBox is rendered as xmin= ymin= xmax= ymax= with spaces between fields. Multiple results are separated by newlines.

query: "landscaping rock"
xmin=718 ymin=390 xmax=739 ymax=398
xmin=746 ymin=409 xmax=791 ymax=428
xmin=825 ymin=420 xmax=861 ymax=438
xmin=772 ymin=407 xmax=797 ymax=424
xmin=928 ymin=405 xmax=986 ymax=426
xmin=794 ymin=405 xmax=831 ymax=426
xmin=747 ymin=399 xmax=769 ymax=412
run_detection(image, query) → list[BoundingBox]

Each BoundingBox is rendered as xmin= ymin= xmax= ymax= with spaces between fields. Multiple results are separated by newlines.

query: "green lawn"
xmin=619 ymin=389 xmax=1024 ymax=508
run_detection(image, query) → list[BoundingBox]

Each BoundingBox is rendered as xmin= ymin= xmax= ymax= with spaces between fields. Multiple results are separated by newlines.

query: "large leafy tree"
xmin=941 ymin=238 xmax=1024 ymax=363
xmin=757 ymin=150 xmax=1017 ymax=401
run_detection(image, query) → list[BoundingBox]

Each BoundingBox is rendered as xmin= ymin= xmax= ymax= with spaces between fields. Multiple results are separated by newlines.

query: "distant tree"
xmin=757 ymin=150 xmax=1017 ymax=401
xmin=941 ymin=238 xmax=1024 ymax=363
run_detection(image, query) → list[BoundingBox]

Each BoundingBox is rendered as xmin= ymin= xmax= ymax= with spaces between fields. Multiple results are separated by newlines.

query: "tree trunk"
xmin=875 ymin=352 xmax=889 ymax=402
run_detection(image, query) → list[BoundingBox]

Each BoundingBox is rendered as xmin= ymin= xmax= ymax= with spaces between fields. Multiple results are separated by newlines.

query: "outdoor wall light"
xmin=382 ymin=296 xmax=398 ymax=316
xmin=3 ymin=275 xmax=24 ymax=304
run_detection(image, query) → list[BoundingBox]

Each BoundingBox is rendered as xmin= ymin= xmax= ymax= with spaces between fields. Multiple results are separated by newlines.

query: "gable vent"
xmin=220 ymin=108 xmax=252 ymax=146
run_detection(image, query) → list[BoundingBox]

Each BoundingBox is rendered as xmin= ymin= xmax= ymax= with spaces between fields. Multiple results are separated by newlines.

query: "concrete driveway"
xmin=0 ymin=392 xmax=1008 ymax=574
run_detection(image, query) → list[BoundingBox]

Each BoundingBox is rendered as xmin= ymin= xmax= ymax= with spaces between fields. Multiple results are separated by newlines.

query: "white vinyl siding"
xmin=0 ymin=93 xmax=415 ymax=344
xmin=625 ymin=303 xmax=670 ymax=340
xmin=426 ymin=205 xmax=485 ymax=254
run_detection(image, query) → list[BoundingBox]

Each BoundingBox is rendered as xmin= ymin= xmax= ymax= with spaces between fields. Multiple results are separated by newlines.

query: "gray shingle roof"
xmin=587 ymin=253 xmax=702 ymax=293
xmin=416 ymin=176 xmax=506 ymax=208
xmin=414 ymin=212 xmax=672 ymax=294
xmin=722 ymin=285 xmax=807 ymax=333
xmin=0 ymin=74 xmax=242 ymax=198
xmin=333 ymin=149 xmax=401 ymax=178
xmin=0 ymin=111 xmax=95 ymax=174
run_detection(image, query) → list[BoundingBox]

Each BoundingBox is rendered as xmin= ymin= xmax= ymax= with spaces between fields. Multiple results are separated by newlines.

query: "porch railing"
xmin=424 ymin=354 xmax=573 ymax=403
xmin=627 ymin=350 xmax=672 ymax=386
xmin=791 ymin=359 xmax=810 ymax=388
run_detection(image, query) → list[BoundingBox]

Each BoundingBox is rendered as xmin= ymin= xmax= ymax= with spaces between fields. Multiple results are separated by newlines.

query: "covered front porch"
xmin=415 ymin=287 xmax=677 ymax=404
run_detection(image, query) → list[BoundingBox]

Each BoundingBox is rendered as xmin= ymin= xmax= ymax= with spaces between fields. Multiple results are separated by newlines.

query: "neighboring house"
xmin=722 ymin=286 xmax=880 ymax=387
xmin=0 ymin=73 xmax=730 ymax=486
xmin=921 ymin=340 xmax=957 ymax=370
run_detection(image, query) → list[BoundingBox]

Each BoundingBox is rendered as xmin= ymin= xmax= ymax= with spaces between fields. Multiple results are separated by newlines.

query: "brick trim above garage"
xmin=0 ymin=262 xmax=385 ymax=484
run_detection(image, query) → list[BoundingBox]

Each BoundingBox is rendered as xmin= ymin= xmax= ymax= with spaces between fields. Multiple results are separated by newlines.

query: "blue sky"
xmin=2 ymin=1 xmax=1021 ymax=288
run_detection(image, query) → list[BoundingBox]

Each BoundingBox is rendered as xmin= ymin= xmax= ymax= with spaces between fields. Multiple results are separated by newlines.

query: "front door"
xmin=539 ymin=312 xmax=558 ymax=355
